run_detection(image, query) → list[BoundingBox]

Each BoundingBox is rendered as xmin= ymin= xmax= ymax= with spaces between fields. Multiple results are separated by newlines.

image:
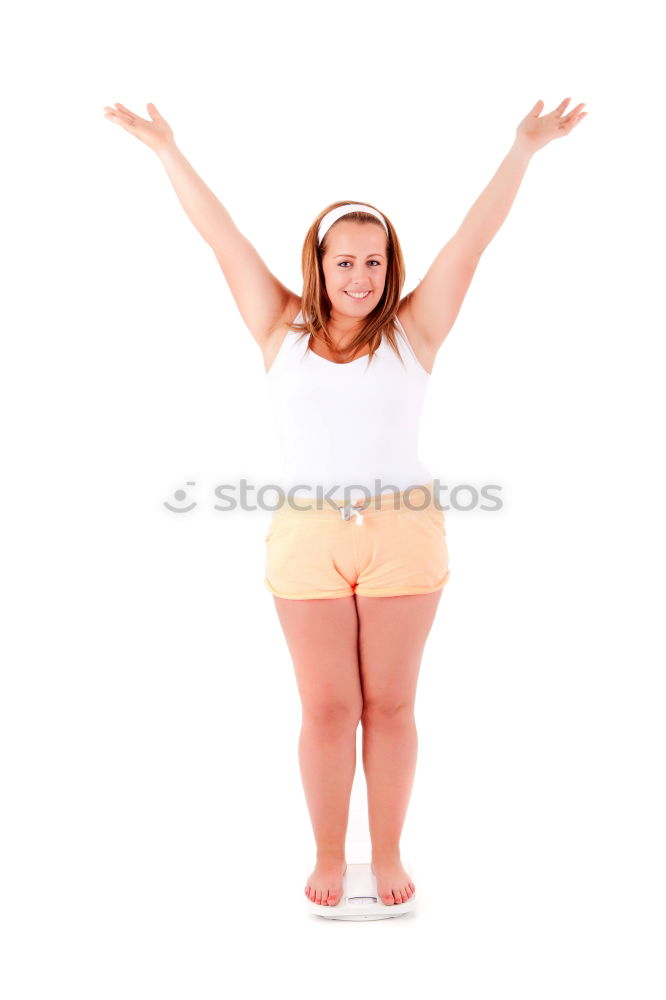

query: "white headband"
xmin=317 ymin=204 xmax=389 ymax=245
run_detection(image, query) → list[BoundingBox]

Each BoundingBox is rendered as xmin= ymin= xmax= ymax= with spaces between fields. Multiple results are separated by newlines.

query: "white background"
xmin=2 ymin=0 xmax=664 ymax=996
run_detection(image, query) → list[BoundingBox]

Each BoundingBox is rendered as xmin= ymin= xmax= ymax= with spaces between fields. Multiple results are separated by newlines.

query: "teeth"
xmin=346 ymin=291 xmax=370 ymax=298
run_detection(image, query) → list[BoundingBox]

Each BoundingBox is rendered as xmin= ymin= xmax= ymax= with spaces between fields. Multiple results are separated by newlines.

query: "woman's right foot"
xmin=305 ymin=857 xmax=347 ymax=906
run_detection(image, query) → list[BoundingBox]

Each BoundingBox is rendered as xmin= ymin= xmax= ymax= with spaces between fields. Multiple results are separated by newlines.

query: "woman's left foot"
xmin=371 ymin=856 xmax=416 ymax=905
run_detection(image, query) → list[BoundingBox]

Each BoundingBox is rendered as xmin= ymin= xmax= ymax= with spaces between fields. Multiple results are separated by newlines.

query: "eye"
xmin=337 ymin=260 xmax=381 ymax=267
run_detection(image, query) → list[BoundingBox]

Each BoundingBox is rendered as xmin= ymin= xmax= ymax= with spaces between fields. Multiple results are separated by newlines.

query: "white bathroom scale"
xmin=306 ymin=859 xmax=417 ymax=920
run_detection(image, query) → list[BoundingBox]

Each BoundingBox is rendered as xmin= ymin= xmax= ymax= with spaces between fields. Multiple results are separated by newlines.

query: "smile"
xmin=345 ymin=291 xmax=371 ymax=299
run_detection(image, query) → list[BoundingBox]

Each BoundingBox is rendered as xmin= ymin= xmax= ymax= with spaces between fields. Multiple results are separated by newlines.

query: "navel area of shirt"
xmin=265 ymin=313 xmax=433 ymax=500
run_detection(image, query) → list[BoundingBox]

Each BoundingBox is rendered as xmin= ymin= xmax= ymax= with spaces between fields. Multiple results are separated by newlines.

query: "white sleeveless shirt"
xmin=265 ymin=310 xmax=433 ymax=500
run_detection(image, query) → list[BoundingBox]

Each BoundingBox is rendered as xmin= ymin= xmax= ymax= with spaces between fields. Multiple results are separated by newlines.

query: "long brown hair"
xmin=288 ymin=200 xmax=407 ymax=368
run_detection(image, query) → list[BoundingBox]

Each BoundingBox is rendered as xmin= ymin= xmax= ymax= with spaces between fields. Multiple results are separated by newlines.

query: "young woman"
xmin=104 ymin=97 xmax=587 ymax=908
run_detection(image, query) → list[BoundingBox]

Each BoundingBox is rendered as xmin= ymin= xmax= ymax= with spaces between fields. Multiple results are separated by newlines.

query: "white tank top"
xmin=266 ymin=310 xmax=433 ymax=500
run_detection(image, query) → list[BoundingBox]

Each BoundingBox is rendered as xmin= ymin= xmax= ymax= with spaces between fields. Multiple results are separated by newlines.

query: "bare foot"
xmin=305 ymin=858 xmax=347 ymax=906
xmin=371 ymin=856 xmax=416 ymax=905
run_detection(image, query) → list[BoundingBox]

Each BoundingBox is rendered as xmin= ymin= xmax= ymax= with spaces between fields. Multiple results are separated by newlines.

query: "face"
xmin=320 ymin=220 xmax=388 ymax=321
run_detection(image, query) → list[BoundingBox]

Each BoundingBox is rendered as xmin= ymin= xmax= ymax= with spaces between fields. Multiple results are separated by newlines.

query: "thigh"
xmin=273 ymin=595 xmax=363 ymax=720
xmin=355 ymin=591 xmax=443 ymax=711
xmin=264 ymin=514 xmax=356 ymax=600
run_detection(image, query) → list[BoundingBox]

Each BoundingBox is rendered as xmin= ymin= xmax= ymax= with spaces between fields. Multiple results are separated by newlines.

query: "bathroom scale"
xmin=306 ymin=859 xmax=417 ymax=920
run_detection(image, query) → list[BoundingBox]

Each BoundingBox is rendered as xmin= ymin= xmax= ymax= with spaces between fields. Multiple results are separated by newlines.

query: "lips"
xmin=345 ymin=291 xmax=371 ymax=299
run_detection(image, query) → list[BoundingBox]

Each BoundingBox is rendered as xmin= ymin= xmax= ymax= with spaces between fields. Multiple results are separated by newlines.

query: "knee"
xmin=361 ymin=700 xmax=415 ymax=725
xmin=302 ymin=701 xmax=363 ymax=729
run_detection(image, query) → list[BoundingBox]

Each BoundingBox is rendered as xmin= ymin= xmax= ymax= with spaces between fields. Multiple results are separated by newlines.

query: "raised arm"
xmin=402 ymin=98 xmax=587 ymax=354
xmin=103 ymin=101 xmax=296 ymax=347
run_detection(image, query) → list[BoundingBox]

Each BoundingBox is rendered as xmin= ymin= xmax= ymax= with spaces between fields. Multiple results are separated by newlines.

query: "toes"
xmin=306 ymin=882 xmax=338 ymax=905
xmin=383 ymin=885 xmax=412 ymax=904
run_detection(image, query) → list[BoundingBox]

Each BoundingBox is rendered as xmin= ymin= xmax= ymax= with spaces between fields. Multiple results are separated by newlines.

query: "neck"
xmin=325 ymin=308 xmax=366 ymax=345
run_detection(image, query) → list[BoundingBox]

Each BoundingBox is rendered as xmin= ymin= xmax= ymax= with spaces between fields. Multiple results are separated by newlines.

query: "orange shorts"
xmin=264 ymin=482 xmax=450 ymax=600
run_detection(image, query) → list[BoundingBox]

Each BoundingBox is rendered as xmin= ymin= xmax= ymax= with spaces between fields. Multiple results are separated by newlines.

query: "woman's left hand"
xmin=515 ymin=98 xmax=587 ymax=154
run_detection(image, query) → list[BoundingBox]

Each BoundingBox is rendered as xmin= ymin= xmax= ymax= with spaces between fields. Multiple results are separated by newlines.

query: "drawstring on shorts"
xmin=339 ymin=500 xmax=369 ymax=525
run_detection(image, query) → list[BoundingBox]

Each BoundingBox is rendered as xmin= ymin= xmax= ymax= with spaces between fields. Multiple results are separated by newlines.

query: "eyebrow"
xmin=333 ymin=252 xmax=385 ymax=258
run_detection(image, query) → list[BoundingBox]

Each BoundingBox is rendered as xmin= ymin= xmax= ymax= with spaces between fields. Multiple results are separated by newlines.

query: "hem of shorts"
xmin=265 ymin=573 xmax=450 ymax=600
xmin=264 ymin=579 xmax=355 ymax=600
xmin=355 ymin=571 xmax=451 ymax=597
xmin=354 ymin=584 xmax=445 ymax=597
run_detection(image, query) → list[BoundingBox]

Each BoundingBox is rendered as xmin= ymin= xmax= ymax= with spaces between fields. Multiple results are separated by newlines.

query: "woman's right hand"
xmin=103 ymin=102 xmax=175 ymax=154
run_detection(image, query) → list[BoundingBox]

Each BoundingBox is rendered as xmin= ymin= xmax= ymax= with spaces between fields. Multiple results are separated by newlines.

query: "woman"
xmin=104 ymin=97 xmax=587 ymax=908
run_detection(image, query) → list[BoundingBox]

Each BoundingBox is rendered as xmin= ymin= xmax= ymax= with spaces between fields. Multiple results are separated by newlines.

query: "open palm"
xmin=516 ymin=98 xmax=587 ymax=153
xmin=103 ymin=102 xmax=174 ymax=153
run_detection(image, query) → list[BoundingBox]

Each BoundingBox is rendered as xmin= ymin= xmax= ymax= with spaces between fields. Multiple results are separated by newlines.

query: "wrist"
xmin=156 ymin=140 xmax=179 ymax=163
xmin=509 ymin=139 xmax=536 ymax=164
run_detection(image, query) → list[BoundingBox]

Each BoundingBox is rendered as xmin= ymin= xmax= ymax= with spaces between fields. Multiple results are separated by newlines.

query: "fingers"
xmin=560 ymin=109 xmax=587 ymax=133
xmin=103 ymin=106 xmax=125 ymax=124
xmin=103 ymin=101 xmax=161 ymax=131
xmin=103 ymin=106 xmax=140 ymax=133
xmin=112 ymin=102 xmax=134 ymax=118
xmin=556 ymin=99 xmax=587 ymax=123
xmin=115 ymin=102 xmax=150 ymax=126
xmin=103 ymin=104 xmax=132 ymax=124
xmin=561 ymin=103 xmax=586 ymax=129
xmin=565 ymin=102 xmax=586 ymax=121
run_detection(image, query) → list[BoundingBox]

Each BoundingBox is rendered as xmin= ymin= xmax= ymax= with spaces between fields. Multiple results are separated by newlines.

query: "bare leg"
xmin=273 ymin=594 xmax=363 ymax=906
xmin=356 ymin=589 xmax=443 ymax=904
